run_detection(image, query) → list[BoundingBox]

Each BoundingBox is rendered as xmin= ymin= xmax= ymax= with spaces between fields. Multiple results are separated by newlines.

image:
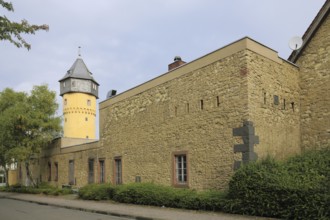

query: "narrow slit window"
xmin=186 ymin=103 xmax=190 ymax=113
xmin=291 ymin=102 xmax=295 ymax=112
xmin=274 ymin=95 xmax=279 ymax=105
xmin=283 ymin=99 xmax=286 ymax=110
xmin=175 ymin=106 xmax=178 ymax=116
xmin=216 ymin=96 xmax=220 ymax=107
xmin=200 ymin=100 xmax=204 ymax=110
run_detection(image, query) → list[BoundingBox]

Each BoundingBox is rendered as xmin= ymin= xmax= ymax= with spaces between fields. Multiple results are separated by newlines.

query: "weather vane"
xmin=78 ymin=46 xmax=81 ymax=57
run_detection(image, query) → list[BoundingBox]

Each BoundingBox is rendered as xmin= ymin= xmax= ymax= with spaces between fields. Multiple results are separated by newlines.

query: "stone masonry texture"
xmin=296 ymin=11 xmax=330 ymax=151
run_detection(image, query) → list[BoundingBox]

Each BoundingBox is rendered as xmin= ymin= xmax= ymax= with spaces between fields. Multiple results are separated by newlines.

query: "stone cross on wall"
xmin=232 ymin=121 xmax=259 ymax=170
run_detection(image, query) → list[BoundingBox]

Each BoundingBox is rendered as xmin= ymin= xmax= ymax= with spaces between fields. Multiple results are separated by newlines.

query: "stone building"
xmin=18 ymin=0 xmax=329 ymax=190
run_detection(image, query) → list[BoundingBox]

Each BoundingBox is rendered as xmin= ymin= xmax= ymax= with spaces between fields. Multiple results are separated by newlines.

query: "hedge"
xmin=78 ymin=182 xmax=226 ymax=211
xmin=0 ymin=183 xmax=73 ymax=196
xmin=224 ymin=149 xmax=330 ymax=219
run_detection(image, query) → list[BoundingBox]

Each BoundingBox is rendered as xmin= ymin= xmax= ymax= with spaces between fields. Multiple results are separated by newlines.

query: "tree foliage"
xmin=0 ymin=85 xmax=61 ymax=185
xmin=0 ymin=0 xmax=49 ymax=50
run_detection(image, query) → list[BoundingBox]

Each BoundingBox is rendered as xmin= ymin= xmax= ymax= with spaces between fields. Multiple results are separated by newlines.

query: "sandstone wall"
xmin=34 ymin=37 xmax=306 ymax=190
xmin=39 ymin=139 xmax=104 ymax=188
xmin=247 ymin=51 xmax=301 ymax=159
xmin=296 ymin=13 xmax=330 ymax=150
xmin=100 ymin=50 xmax=250 ymax=190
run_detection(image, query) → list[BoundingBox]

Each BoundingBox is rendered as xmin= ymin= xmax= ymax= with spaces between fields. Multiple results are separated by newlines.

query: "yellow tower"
xmin=59 ymin=55 xmax=99 ymax=139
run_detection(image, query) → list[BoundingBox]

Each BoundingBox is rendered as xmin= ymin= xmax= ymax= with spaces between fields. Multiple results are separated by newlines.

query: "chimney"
xmin=168 ymin=56 xmax=186 ymax=71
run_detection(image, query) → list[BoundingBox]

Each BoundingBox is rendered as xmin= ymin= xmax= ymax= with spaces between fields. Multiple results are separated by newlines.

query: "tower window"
xmin=87 ymin=100 xmax=91 ymax=106
xmin=64 ymin=99 xmax=67 ymax=105
xmin=85 ymin=117 xmax=88 ymax=121
xmin=216 ymin=96 xmax=220 ymax=107
xmin=63 ymin=82 xmax=66 ymax=88
xmin=200 ymin=100 xmax=204 ymax=110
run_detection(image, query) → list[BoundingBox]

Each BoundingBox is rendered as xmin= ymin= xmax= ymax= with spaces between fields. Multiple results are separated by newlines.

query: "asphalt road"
xmin=0 ymin=198 xmax=131 ymax=220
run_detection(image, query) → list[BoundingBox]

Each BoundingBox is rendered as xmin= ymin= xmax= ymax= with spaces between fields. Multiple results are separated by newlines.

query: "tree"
xmin=0 ymin=85 xmax=61 ymax=186
xmin=0 ymin=0 xmax=49 ymax=50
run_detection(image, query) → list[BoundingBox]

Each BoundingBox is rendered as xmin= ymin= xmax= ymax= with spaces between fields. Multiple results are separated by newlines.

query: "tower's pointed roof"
xmin=59 ymin=56 xmax=99 ymax=85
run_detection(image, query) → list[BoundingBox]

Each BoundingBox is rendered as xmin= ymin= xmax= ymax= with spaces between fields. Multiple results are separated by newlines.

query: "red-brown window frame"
xmin=98 ymin=159 xmax=105 ymax=183
xmin=172 ymin=151 xmax=189 ymax=188
xmin=113 ymin=157 xmax=122 ymax=185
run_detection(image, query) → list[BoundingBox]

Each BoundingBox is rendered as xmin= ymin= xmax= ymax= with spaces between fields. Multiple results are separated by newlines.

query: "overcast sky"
xmin=0 ymin=0 xmax=326 ymax=113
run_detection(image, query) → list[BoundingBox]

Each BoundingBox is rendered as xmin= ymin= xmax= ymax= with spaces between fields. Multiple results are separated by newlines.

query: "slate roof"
xmin=59 ymin=57 xmax=99 ymax=85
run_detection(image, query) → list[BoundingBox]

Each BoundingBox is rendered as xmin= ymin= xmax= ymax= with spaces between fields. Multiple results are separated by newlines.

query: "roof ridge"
xmin=288 ymin=0 xmax=330 ymax=62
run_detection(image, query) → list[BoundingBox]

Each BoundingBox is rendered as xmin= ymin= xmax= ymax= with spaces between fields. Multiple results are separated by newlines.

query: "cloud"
xmin=1 ymin=0 xmax=326 ymax=105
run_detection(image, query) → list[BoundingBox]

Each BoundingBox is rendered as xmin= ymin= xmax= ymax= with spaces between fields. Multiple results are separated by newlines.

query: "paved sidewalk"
xmin=0 ymin=192 xmax=276 ymax=220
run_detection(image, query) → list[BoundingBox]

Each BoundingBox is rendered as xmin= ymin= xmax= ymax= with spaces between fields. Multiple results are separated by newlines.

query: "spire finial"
xmin=78 ymin=46 xmax=81 ymax=57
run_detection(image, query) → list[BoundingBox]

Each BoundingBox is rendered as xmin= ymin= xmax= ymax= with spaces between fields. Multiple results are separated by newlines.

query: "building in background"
xmin=16 ymin=0 xmax=329 ymax=190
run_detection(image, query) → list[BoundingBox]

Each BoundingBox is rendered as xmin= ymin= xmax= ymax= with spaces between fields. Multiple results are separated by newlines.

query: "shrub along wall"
xmin=224 ymin=149 xmax=330 ymax=219
xmin=78 ymin=182 xmax=226 ymax=211
xmin=78 ymin=149 xmax=329 ymax=219
xmin=0 ymin=183 xmax=73 ymax=196
xmin=2 ymin=149 xmax=327 ymax=219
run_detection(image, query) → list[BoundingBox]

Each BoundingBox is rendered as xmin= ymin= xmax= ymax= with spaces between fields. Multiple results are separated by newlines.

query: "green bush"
xmin=2 ymin=182 xmax=73 ymax=196
xmin=113 ymin=183 xmax=226 ymax=211
xmin=78 ymin=183 xmax=115 ymax=200
xmin=112 ymin=183 xmax=175 ymax=207
xmin=78 ymin=182 xmax=226 ymax=211
xmin=224 ymin=149 xmax=330 ymax=219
